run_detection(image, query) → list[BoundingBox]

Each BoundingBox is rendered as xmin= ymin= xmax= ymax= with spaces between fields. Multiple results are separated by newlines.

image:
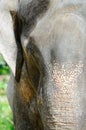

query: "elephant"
xmin=0 ymin=0 xmax=86 ymax=130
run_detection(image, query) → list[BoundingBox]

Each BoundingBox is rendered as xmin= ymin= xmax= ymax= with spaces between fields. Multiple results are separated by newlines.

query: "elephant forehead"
xmin=31 ymin=12 xmax=86 ymax=45
xmin=30 ymin=12 xmax=86 ymax=66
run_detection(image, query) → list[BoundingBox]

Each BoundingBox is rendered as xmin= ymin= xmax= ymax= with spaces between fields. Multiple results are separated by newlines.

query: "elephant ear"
xmin=0 ymin=11 xmax=17 ymax=76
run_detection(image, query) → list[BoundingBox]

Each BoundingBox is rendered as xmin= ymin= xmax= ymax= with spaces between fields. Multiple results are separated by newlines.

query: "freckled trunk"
xmin=39 ymin=62 xmax=84 ymax=130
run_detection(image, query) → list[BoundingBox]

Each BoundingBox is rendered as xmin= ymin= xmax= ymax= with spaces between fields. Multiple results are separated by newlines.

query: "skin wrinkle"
xmin=44 ymin=61 xmax=84 ymax=129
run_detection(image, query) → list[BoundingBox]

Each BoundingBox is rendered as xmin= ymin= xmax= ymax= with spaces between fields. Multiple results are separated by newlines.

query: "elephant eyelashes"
xmin=23 ymin=37 xmax=45 ymax=90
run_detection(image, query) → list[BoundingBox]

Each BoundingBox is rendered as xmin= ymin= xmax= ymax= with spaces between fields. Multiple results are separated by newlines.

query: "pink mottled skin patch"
xmin=44 ymin=61 xmax=84 ymax=129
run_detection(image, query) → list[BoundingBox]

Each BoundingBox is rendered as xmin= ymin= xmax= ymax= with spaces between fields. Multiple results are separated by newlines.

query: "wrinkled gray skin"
xmin=0 ymin=0 xmax=86 ymax=130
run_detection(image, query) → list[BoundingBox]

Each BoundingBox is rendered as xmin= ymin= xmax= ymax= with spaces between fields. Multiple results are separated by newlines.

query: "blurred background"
xmin=0 ymin=54 xmax=14 ymax=130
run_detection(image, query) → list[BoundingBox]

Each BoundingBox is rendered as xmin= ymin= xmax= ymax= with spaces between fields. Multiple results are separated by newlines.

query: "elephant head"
xmin=0 ymin=0 xmax=86 ymax=130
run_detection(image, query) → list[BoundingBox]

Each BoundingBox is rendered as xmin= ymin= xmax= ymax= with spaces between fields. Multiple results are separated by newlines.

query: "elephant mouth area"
xmin=41 ymin=61 xmax=84 ymax=130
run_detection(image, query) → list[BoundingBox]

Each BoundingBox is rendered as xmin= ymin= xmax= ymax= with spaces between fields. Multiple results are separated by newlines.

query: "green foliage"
xmin=0 ymin=76 xmax=9 ymax=96
xmin=0 ymin=78 xmax=14 ymax=130
xmin=0 ymin=55 xmax=14 ymax=130
xmin=0 ymin=66 xmax=10 ymax=75
xmin=0 ymin=97 xmax=14 ymax=130
xmin=0 ymin=55 xmax=10 ymax=75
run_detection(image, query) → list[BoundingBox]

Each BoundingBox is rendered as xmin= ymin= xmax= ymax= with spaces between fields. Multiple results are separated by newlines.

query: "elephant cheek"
xmin=40 ymin=61 xmax=84 ymax=130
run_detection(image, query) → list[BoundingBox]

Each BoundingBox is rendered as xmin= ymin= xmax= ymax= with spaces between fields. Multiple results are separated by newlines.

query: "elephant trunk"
xmin=39 ymin=61 xmax=84 ymax=130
